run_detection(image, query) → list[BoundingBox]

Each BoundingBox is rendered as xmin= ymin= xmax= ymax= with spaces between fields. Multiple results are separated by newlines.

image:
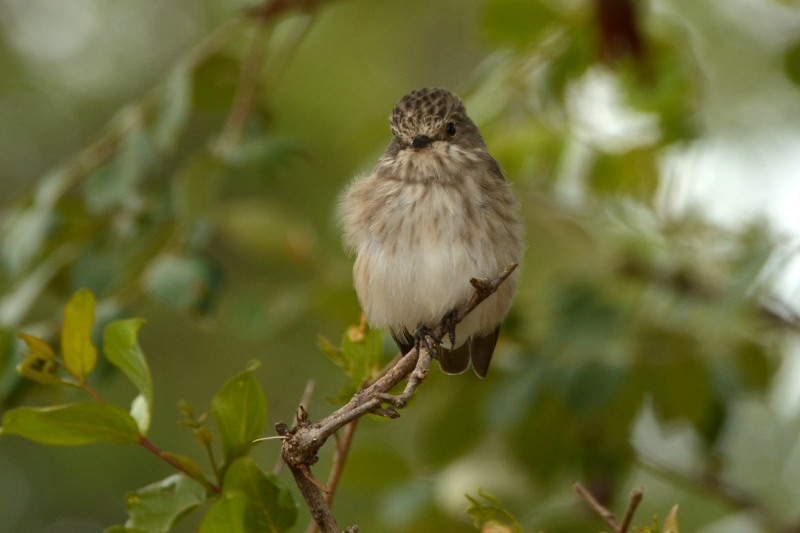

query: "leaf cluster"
xmin=1 ymin=289 xmax=297 ymax=532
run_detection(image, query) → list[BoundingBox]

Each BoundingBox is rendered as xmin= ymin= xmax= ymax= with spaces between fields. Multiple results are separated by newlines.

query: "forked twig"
xmin=279 ymin=263 xmax=518 ymax=533
xmin=574 ymin=482 xmax=644 ymax=533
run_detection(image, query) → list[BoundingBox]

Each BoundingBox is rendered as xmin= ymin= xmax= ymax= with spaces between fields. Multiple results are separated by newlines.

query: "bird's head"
xmin=388 ymin=88 xmax=484 ymax=153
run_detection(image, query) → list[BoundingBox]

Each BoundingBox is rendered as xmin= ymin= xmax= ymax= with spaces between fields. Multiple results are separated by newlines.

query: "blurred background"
xmin=2 ymin=0 xmax=800 ymax=531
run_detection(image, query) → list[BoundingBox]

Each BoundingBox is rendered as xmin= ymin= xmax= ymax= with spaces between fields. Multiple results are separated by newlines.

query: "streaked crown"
xmin=389 ymin=88 xmax=467 ymax=142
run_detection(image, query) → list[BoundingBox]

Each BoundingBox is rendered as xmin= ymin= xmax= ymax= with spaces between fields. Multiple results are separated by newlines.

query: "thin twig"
xmin=302 ymin=464 xmax=329 ymax=492
xmin=286 ymin=452 xmax=340 ymax=532
xmin=68 ymin=360 xmax=220 ymax=492
xmin=76 ymin=380 xmax=107 ymax=405
xmin=619 ymin=486 xmax=644 ymax=533
xmin=326 ymin=419 xmax=358 ymax=507
xmin=573 ymin=482 xmax=644 ymax=533
xmin=574 ymin=482 xmax=621 ymax=532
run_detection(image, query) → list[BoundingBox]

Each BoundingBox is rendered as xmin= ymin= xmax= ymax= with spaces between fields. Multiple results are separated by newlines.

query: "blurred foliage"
xmin=1 ymin=0 xmax=800 ymax=532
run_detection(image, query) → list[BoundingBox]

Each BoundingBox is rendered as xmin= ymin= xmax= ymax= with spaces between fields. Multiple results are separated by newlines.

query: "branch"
xmin=278 ymin=263 xmax=518 ymax=533
xmin=325 ymin=419 xmax=358 ymax=507
xmin=573 ymin=482 xmax=643 ymax=533
xmin=304 ymin=419 xmax=358 ymax=533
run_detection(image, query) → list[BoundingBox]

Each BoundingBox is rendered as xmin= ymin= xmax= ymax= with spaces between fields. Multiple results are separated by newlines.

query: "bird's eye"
xmin=445 ymin=122 xmax=457 ymax=136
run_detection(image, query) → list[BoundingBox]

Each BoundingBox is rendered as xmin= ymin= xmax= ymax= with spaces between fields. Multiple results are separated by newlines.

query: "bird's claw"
xmin=413 ymin=325 xmax=441 ymax=359
xmin=440 ymin=309 xmax=458 ymax=347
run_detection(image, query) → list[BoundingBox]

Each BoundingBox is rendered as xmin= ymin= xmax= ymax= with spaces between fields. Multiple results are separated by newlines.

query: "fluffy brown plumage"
xmin=339 ymin=88 xmax=523 ymax=377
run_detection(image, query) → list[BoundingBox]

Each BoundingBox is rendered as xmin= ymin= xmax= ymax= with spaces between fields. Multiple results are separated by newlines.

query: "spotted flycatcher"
xmin=339 ymin=88 xmax=523 ymax=377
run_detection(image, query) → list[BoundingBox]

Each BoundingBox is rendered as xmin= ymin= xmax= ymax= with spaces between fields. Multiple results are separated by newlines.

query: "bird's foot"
xmin=413 ymin=325 xmax=441 ymax=359
xmin=439 ymin=309 xmax=458 ymax=348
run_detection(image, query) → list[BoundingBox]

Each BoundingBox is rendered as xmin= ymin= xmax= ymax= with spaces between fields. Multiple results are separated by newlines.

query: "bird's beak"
xmin=411 ymin=135 xmax=432 ymax=149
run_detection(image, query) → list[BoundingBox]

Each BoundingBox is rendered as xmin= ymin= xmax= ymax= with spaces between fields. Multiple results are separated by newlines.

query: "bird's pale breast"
xmin=341 ymin=146 xmax=521 ymax=348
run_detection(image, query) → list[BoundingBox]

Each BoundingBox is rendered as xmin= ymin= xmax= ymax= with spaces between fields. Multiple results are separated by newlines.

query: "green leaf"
xmin=317 ymin=335 xmax=346 ymax=367
xmin=1 ymin=402 xmax=141 ymax=445
xmin=200 ymin=491 xmax=248 ymax=533
xmin=103 ymin=319 xmax=153 ymax=434
xmin=16 ymin=355 xmax=61 ymax=386
xmin=340 ymin=324 xmax=384 ymax=381
xmin=161 ymin=452 xmax=217 ymax=492
xmin=16 ymin=332 xmax=62 ymax=385
xmin=61 ymin=288 xmax=98 ymax=379
xmin=319 ymin=323 xmax=386 ymax=402
xmin=465 ymin=488 xmax=522 ymax=533
xmin=121 ymin=474 xmax=207 ymax=533
xmin=211 ymin=362 xmax=267 ymax=466
xmin=200 ymin=457 xmax=297 ymax=533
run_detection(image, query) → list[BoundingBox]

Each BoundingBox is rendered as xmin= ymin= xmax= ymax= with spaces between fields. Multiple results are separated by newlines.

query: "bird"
xmin=339 ymin=87 xmax=523 ymax=377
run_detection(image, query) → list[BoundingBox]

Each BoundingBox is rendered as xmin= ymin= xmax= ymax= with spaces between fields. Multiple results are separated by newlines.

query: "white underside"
xmin=342 ymin=143 xmax=522 ymax=349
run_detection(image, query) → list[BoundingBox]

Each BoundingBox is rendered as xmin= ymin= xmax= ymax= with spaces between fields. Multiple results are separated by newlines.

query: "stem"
xmin=619 ymin=486 xmax=644 ymax=533
xmin=139 ymin=436 xmax=220 ymax=493
xmin=326 ymin=419 xmax=358 ymax=507
xmin=77 ymin=380 xmax=107 ymax=405
xmin=57 ymin=358 xmax=107 ymax=406
xmin=573 ymin=482 xmax=643 ymax=533
xmin=574 ymin=482 xmax=621 ymax=532
xmin=202 ymin=432 xmax=221 ymax=486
